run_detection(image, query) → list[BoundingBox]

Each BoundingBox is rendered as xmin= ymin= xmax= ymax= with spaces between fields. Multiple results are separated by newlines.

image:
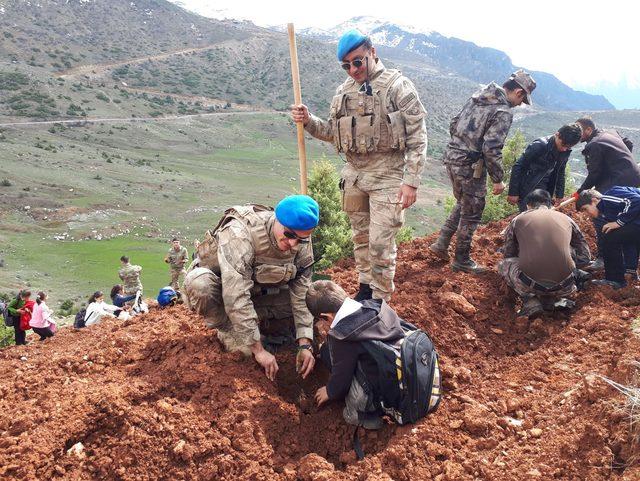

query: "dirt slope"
xmin=1 ymin=212 xmax=639 ymax=481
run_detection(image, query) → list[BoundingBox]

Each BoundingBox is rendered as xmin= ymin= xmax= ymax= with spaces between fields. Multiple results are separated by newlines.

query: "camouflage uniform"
xmin=436 ymin=83 xmax=514 ymax=263
xmin=183 ymin=205 xmax=314 ymax=354
xmin=118 ymin=262 xmax=143 ymax=296
xmin=167 ymin=245 xmax=188 ymax=289
xmin=305 ymin=59 xmax=427 ymax=301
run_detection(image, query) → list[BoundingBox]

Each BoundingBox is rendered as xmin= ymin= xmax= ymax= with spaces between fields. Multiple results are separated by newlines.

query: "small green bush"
xmin=307 ymin=159 xmax=353 ymax=271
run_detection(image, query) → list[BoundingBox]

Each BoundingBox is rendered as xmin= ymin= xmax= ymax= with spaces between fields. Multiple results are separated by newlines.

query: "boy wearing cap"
xmin=183 ymin=195 xmax=320 ymax=381
xmin=291 ymin=29 xmax=427 ymax=303
xmin=429 ymin=70 xmax=537 ymax=274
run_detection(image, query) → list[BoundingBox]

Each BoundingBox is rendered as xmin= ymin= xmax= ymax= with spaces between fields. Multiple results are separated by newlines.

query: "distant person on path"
xmin=498 ymin=190 xmax=591 ymax=318
xmin=184 ymin=195 xmax=319 ymax=381
xmin=165 ymin=238 xmax=188 ymax=290
xmin=290 ymin=29 xmax=428 ymax=302
xmin=429 ymin=70 xmax=537 ymax=274
xmin=85 ymin=291 xmax=130 ymax=326
xmin=507 ymin=124 xmax=582 ymax=212
xmin=110 ymin=284 xmax=136 ymax=318
xmin=575 ymin=117 xmax=640 ymax=272
xmin=30 ymin=291 xmax=57 ymax=340
xmin=7 ymin=290 xmax=31 ymax=345
xmin=576 ymin=187 xmax=640 ymax=289
xmin=118 ymin=255 xmax=143 ymax=296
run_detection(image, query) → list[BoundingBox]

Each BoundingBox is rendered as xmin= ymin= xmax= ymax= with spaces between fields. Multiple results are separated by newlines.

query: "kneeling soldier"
xmin=184 ymin=195 xmax=319 ymax=381
xmin=498 ymin=189 xmax=591 ymax=317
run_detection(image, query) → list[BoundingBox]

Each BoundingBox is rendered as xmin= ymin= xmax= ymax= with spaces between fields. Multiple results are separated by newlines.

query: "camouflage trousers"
xmin=123 ymin=282 xmax=143 ymax=297
xmin=341 ymin=169 xmax=404 ymax=302
xmin=498 ymin=258 xmax=576 ymax=300
xmin=440 ymin=164 xmax=487 ymax=260
xmin=183 ymin=267 xmax=293 ymax=355
xmin=170 ymin=266 xmax=187 ymax=290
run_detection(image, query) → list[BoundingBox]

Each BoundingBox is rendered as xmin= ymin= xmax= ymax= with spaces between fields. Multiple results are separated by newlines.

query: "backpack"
xmin=1 ymin=300 xmax=12 ymax=327
xmin=357 ymin=321 xmax=442 ymax=425
xmin=157 ymin=287 xmax=177 ymax=308
xmin=74 ymin=308 xmax=87 ymax=329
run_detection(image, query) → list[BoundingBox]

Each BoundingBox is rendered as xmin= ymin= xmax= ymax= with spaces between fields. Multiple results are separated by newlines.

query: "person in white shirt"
xmin=85 ymin=291 xmax=130 ymax=326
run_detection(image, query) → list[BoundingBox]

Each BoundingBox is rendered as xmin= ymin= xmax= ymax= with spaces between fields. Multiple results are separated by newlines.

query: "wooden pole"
xmin=552 ymin=197 xmax=577 ymax=211
xmin=287 ymin=23 xmax=308 ymax=194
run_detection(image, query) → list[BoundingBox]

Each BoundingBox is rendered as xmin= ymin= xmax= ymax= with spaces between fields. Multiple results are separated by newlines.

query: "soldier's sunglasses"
xmin=341 ymin=57 xmax=365 ymax=71
xmin=283 ymin=229 xmax=311 ymax=243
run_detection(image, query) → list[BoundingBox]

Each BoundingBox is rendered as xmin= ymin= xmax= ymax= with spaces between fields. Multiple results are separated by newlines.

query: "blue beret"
xmin=275 ymin=195 xmax=320 ymax=231
xmin=337 ymin=29 xmax=368 ymax=61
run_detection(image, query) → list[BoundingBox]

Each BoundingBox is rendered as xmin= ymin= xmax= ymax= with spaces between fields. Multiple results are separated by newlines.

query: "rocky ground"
xmin=1 ymin=212 xmax=639 ymax=481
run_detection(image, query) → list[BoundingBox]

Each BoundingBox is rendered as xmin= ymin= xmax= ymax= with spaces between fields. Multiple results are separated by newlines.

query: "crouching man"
xmin=183 ymin=195 xmax=319 ymax=381
xmin=576 ymin=187 xmax=640 ymax=289
xmin=498 ymin=189 xmax=591 ymax=318
xmin=306 ymin=280 xmax=441 ymax=430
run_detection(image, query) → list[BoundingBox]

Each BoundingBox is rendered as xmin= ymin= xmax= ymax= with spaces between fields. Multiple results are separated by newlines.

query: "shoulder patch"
xmin=399 ymin=92 xmax=417 ymax=110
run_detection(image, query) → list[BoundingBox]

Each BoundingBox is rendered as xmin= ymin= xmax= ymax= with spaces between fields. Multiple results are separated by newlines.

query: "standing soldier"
xmin=183 ymin=195 xmax=319 ymax=381
xmin=429 ymin=70 xmax=537 ymax=274
xmin=291 ymin=29 xmax=428 ymax=302
xmin=165 ymin=238 xmax=189 ymax=290
xmin=118 ymin=255 xmax=143 ymax=295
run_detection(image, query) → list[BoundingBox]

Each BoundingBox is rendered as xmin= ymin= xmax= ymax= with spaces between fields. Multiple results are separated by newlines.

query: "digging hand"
xmin=252 ymin=345 xmax=279 ymax=381
xmin=296 ymin=347 xmax=315 ymax=379
xmin=315 ymin=386 xmax=329 ymax=406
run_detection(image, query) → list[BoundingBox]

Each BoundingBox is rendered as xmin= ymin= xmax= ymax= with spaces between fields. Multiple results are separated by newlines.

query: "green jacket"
xmin=7 ymin=297 xmax=25 ymax=317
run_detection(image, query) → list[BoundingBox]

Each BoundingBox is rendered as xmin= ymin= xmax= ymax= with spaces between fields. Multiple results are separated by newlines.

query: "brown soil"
xmin=1 ymin=212 xmax=640 ymax=480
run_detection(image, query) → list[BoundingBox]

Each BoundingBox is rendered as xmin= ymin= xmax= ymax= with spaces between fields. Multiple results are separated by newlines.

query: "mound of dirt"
xmin=1 ymin=211 xmax=640 ymax=480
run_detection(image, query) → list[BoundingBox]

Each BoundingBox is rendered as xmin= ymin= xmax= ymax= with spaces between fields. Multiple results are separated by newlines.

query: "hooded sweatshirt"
xmin=443 ymin=82 xmax=514 ymax=183
xmin=326 ymin=298 xmax=405 ymax=400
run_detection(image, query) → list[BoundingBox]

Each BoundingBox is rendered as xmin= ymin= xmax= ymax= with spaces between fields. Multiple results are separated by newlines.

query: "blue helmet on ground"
xmin=157 ymin=286 xmax=177 ymax=307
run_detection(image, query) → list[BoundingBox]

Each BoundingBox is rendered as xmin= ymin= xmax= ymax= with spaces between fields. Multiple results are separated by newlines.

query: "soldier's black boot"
xmin=451 ymin=243 xmax=486 ymax=274
xmin=354 ymin=283 xmax=373 ymax=301
xmin=428 ymin=229 xmax=455 ymax=260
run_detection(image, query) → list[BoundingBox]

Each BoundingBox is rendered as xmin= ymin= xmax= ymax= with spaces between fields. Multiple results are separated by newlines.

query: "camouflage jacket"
xmin=444 ymin=82 xmax=514 ymax=183
xmin=216 ymin=210 xmax=314 ymax=347
xmin=167 ymin=246 xmax=188 ymax=269
xmin=305 ymin=59 xmax=427 ymax=188
xmin=118 ymin=263 xmax=142 ymax=293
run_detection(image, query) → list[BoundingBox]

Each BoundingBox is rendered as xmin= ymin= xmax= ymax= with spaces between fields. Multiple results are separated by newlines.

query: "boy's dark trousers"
xmin=595 ymin=217 xmax=639 ymax=271
xmin=602 ymin=224 xmax=640 ymax=283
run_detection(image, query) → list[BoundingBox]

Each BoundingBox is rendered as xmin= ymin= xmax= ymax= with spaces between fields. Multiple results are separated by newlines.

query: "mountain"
xmin=290 ymin=16 xmax=615 ymax=112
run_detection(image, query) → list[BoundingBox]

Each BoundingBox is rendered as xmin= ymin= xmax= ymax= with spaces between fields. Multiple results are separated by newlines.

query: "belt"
xmin=518 ymin=271 xmax=575 ymax=293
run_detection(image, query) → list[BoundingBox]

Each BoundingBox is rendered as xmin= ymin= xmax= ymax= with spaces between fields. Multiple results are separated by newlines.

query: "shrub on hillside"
xmin=308 ymin=159 xmax=353 ymax=271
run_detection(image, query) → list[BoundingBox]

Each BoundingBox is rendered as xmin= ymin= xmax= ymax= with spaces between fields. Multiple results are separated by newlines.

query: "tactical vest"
xmin=329 ymin=69 xmax=406 ymax=155
xmin=193 ymin=205 xmax=307 ymax=288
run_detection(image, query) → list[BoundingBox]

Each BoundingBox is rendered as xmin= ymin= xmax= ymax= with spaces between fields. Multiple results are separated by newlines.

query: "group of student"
xmin=3 ymin=290 xmax=57 ymax=345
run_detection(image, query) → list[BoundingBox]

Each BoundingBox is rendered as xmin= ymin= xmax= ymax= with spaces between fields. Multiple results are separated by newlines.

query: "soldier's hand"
xmin=315 ymin=386 xmax=329 ymax=406
xmin=492 ymin=182 xmax=505 ymax=196
xmin=290 ymin=104 xmax=310 ymax=126
xmin=296 ymin=348 xmax=315 ymax=379
xmin=506 ymin=195 xmax=519 ymax=205
xmin=397 ymin=184 xmax=417 ymax=209
xmin=253 ymin=348 xmax=279 ymax=381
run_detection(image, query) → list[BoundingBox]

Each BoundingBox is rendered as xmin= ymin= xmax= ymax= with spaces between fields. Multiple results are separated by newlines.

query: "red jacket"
xmin=20 ymin=300 xmax=35 ymax=331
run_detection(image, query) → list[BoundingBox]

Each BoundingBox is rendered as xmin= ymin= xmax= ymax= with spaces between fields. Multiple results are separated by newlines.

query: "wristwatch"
xmin=297 ymin=344 xmax=313 ymax=353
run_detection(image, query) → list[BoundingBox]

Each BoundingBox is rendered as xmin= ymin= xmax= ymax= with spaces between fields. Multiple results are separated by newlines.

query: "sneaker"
xmin=354 ymin=283 xmax=373 ymax=302
xmin=590 ymin=279 xmax=627 ymax=290
xmin=585 ymin=258 xmax=605 ymax=272
xmin=518 ymin=297 xmax=544 ymax=318
xmin=428 ymin=242 xmax=450 ymax=260
xmin=451 ymin=259 xmax=487 ymax=274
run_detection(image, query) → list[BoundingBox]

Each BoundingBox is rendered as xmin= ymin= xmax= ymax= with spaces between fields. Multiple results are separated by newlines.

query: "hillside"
xmin=1 ymin=212 xmax=639 ymax=480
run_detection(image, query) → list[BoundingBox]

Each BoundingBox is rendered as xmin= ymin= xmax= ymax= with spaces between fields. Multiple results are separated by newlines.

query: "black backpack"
xmin=74 ymin=308 xmax=87 ymax=329
xmin=1 ymin=300 xmax=12 ymax=327
xmin=358 ymin=321 xmax=442 ymax=425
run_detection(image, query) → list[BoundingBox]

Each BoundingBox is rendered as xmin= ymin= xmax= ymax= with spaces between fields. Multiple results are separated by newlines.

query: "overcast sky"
xmin=173 ymin=0 xmax=640 ymax=99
